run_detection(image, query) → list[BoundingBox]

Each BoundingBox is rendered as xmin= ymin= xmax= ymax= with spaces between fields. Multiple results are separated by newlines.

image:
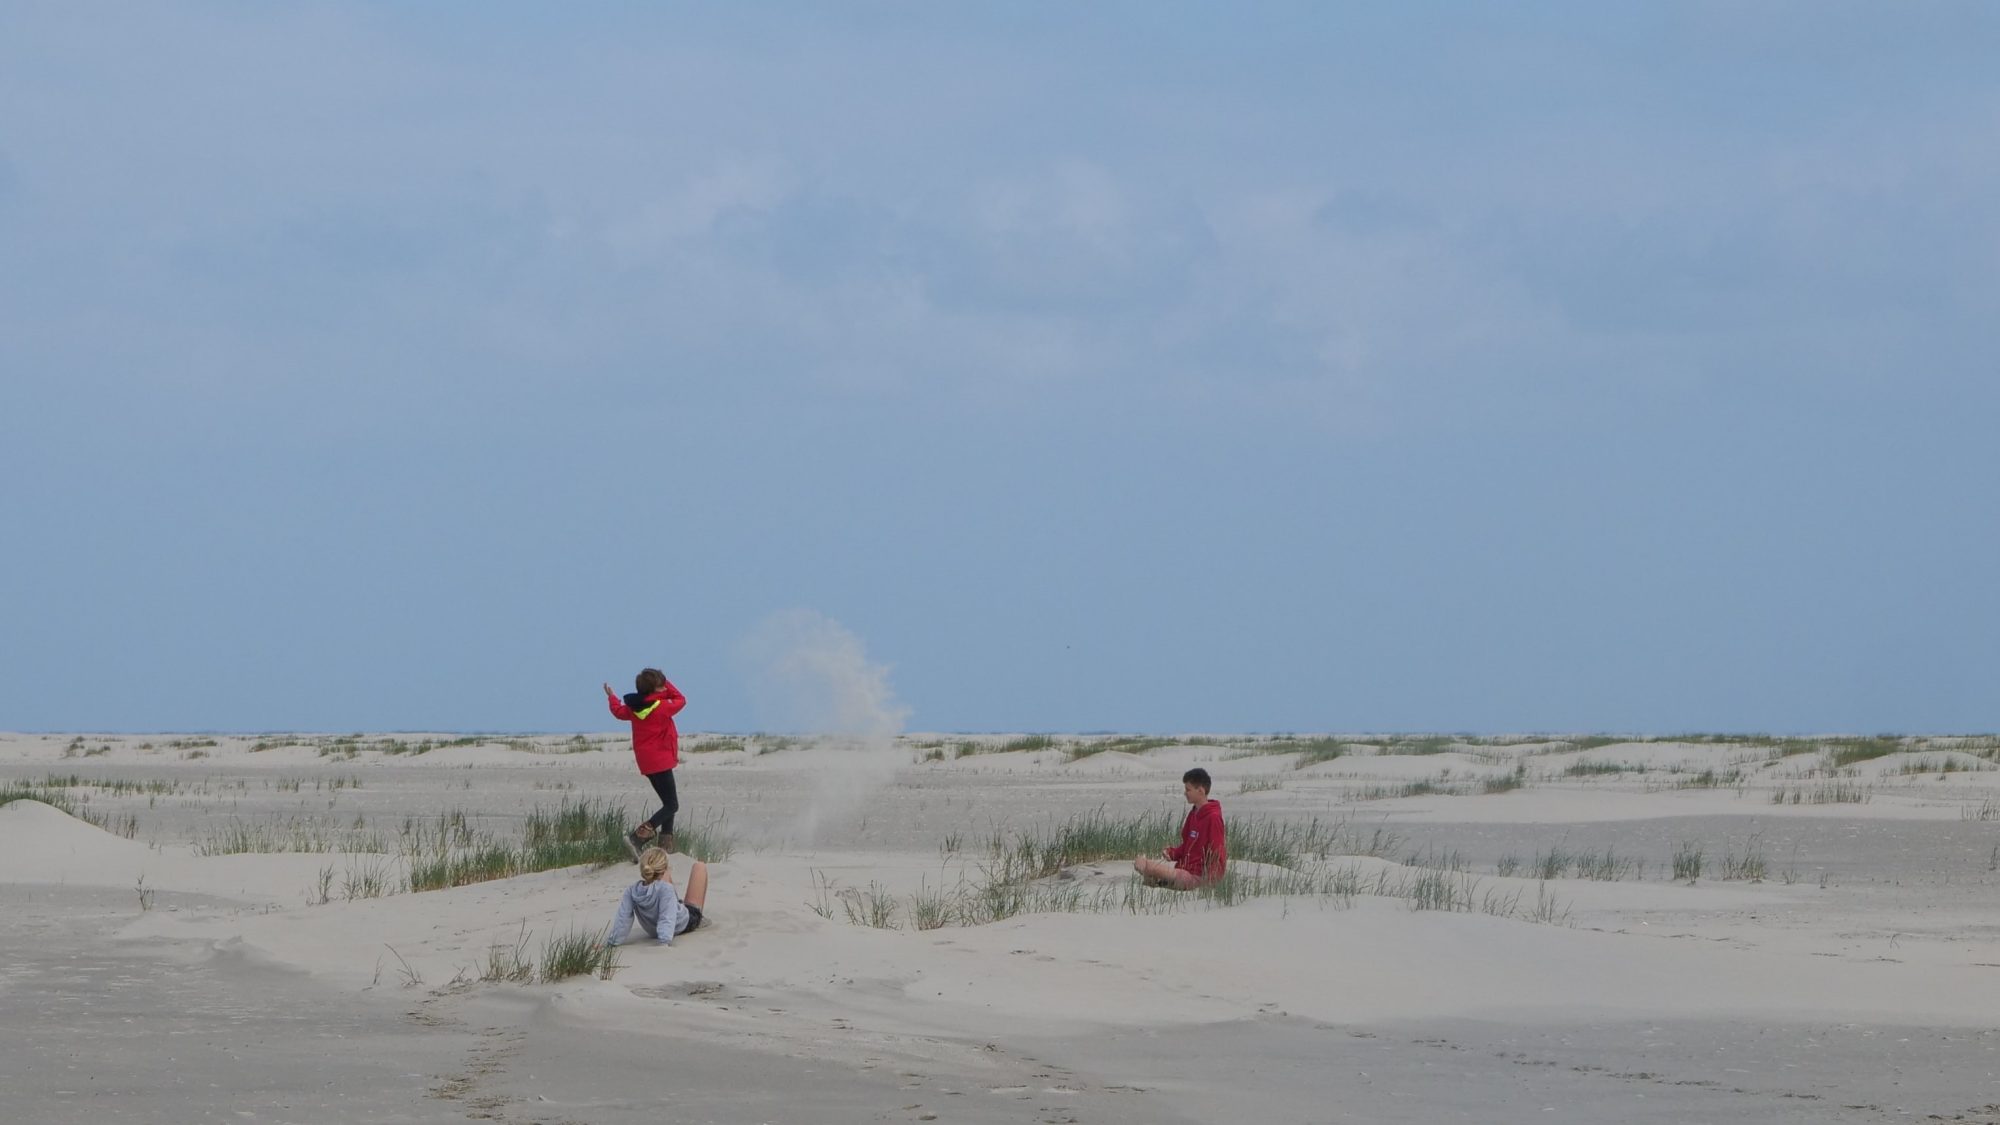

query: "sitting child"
xmin=1132 ymin=767 xmax=1227 ymax=889
xmin=606 ymin=846 xmax=709 ymax=947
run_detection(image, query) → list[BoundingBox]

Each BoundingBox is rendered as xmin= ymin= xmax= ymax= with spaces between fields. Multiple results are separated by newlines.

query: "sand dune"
xmin=6 ymin=730 xmax=2000 ymax=1122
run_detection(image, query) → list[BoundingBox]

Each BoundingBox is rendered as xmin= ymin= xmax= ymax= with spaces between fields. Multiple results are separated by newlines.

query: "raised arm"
xmin=655 ymin=678 xmax=687 ymax=718
xmin=606 ymin=683 xmax=635 ymax=721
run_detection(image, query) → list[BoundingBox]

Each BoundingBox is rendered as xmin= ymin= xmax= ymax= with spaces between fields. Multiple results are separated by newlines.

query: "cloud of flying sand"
xmin=735 ymin=609 xmax=910 ymax=844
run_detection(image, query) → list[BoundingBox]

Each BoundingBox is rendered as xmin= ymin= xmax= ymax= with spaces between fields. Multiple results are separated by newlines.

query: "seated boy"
xmin=1133 ymin=768 xmax=1227 ymax=889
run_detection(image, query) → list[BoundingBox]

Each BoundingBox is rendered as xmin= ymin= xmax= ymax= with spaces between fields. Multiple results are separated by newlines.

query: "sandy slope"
xmin=5 ymin=731 xmax=2000 ymax=1122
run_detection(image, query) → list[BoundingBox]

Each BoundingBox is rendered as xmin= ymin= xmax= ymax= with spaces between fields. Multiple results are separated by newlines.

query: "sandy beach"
xmin=4 ymin=731 xmax=1999 ymax=1124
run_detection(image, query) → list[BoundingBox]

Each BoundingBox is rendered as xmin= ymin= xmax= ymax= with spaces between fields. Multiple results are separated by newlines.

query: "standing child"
xmin=603 ymin=667 xmax=687 ymax=856
xmin=605 ymin=846 xmax=709 ymax=947
xmin=1133 ymin=768 xmax=1227 ymax=889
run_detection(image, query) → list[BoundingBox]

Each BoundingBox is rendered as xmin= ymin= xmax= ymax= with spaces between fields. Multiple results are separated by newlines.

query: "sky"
xmin=2 ymin=3 xmax=1996 ymax=734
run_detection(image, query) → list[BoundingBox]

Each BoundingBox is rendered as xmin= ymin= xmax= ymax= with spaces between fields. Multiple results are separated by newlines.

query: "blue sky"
xmin=2 ymin=3 xmax=1995 ymax=733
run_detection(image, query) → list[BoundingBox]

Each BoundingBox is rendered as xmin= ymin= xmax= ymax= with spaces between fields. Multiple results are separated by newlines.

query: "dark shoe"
xmin=659 ymin=832 xmax=675 ymax=854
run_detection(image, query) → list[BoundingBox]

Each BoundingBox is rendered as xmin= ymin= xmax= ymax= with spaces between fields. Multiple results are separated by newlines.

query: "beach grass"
xmin=818 ymin=809 xmax=1569 ymax=931
xmin=1827 ymin=737 xmax=1903 ymax=768
xmin=1769 ymin=782 xmax=1871 ymax=805
xmin=1672 ymin=840 xmax=1705 ymax=883
xmin=394 ymin=798 xmax=737 ymax=893
xmin=541 ymin=926 xmax=620 ymax=981
xmin=675 ymin=810 xmax=737 ymax=863
xmin=197 ymin=816 xmax=390 ymax=856
xmin=1286 ymin=738 xmax=1347 ymax=768
xmin=481 ymin=923 xmax=535 ymax=983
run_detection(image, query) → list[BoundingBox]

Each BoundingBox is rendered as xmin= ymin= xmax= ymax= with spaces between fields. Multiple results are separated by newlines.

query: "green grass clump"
xmin=1672 ymin=768 xmax=1742 ymax=789
xmin=1405 ymin=866 xmax=1472 ymax=911
xmin=407 ymin=842 xmax=519 ymax=891
xmin=1769 ymin=782 xmax=1871 ymax=805
xmin=541 ymin=927 xmax=620 ymax=981
xmin=842 ymin=882 xmax=901 ymax=928
xmin=1564 ymin=760 xmax=1636 ymax=776
xmin=1718 ymin=836 xmax=1767 ymax=882
xmin=1828 ymin=737 xmax=1903 ymax=768
xmin=521 ymin=796 xmax=632 ymax=869
xmin=406 ymin=797 xmax=631 ymax=892
xmin=1579 ymin=848 xmax=1639 ymax=881
xmin=1068 ymin=736 xmax=1180 ymax=761
xmin=1530 ymin=844 xmax=1638 ymax=882
xmin=1381 ymin=736 xmax=1458 ymax=756
xmin=1672 ymin=841 xmax=1704 ymax=883
xmin=1288 ymin=738 xmax=1347 ymax=768
xmin=999 ymin=807 xmax=1177 ymax=879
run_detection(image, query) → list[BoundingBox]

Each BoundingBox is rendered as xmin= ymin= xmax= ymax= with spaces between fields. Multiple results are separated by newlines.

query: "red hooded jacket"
xmin=1167 ymin=799 xmax=1227 ymax=881
xmin=608 ymin=681 xmax=686 ymax=775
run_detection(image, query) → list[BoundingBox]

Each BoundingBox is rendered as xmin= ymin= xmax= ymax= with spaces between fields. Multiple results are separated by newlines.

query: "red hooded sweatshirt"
xmin=1167 ymin=799 xmax=1227 ymax=881
xmin=608 ymin=681 xmax=686 ymax=775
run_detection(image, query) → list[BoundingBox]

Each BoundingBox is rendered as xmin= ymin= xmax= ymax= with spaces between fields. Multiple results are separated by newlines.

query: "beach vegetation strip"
xmin=810 ymin=810 xmax=1577 ymax=931
xmin=404 ymin=799 xmax=735 ymax=892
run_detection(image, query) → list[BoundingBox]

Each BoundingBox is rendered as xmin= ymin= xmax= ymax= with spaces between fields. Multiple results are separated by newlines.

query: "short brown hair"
xmin=1182 ymin=767 xmax=1212 ymax=792
xmin=635 ymin=668 xmax=666 ymax=694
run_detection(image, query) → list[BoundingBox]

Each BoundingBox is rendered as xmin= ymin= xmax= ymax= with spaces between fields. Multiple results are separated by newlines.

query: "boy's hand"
xmin=603 ymin=682 xmax=616 ymax=698
xmin=1160 ymin=846 xmax=1173 ymax=858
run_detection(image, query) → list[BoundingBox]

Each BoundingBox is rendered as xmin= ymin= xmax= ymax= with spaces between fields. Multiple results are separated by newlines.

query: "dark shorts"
xmin=682 ymin=903 xmax=703 ymax=933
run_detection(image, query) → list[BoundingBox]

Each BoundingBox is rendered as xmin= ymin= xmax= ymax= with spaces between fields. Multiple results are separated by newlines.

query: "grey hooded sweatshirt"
xmin=607 ymin=878 xmax=689 ymax=946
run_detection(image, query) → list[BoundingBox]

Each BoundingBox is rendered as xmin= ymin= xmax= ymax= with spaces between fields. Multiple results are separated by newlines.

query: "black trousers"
xmin=645 ymin=769 xmax=678 ymax=834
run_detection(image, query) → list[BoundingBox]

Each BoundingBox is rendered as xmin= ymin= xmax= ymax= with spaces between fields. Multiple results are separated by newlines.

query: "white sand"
xmin=5 ymin=730 xmax=1999 ymax=1122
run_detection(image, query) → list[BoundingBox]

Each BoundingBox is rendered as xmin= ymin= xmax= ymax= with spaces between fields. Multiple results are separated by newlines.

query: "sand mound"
xmin=1125 ymin=743 xmax=1235 ymax=769
xmin=0 ymin=800 xmax=153 ymax=879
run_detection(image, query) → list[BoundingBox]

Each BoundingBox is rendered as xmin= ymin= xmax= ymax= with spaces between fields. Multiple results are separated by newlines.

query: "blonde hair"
xmin=638 ymin=846 xmax=670 ymax=883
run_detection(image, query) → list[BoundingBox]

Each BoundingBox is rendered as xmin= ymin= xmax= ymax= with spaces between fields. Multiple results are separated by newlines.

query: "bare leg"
xmin=683 ymin=860 xmax=709 ymax=910
xmin=1133 ymin=857 xmax=1198 ymax=890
